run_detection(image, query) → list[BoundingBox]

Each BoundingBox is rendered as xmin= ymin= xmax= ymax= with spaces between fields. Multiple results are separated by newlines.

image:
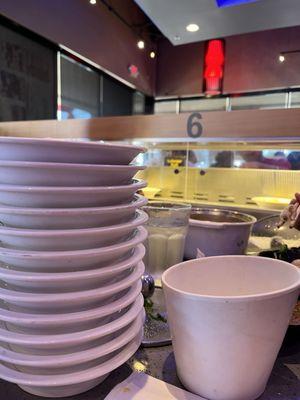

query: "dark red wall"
xmin=0 ymin=0 xmax=156 ymax=95
xmin=156 ymin=26 xmax=300 ymax=97
xmin=156 ymin=39 xmax=205 ymax=97
xmin=223 ymin=26 xmax=300 ymax=93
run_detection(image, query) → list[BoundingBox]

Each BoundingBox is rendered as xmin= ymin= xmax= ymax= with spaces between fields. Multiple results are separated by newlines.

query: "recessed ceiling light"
xmin=150 ymin=51 xmax=156 ymax=59
xmin=89 ymin=0 xmax=97 ymax=4
xmin=186 ymin=23 xmax=199 ymax=32
xmin=137 ymin=40 xmax=145 ymax=49
xmin=278 ymin=54 xmax=285 ymax=63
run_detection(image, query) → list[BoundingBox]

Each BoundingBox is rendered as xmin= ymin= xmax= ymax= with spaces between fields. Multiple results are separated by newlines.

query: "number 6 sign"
xmin=187 ymin=112 xmax=203 ymax=138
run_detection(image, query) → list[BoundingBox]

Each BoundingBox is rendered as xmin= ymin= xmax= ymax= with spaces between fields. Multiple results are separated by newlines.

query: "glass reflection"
xmin=187 ymin=150 xmax=300 ymax=170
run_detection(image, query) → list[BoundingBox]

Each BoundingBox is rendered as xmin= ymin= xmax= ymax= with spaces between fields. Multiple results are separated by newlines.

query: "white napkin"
xmin=104 ymin=372 xmax=206 ymax=400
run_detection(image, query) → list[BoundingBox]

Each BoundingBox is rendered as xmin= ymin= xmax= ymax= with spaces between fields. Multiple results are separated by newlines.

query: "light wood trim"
xmin=0 ymin=109 xmax=300 ymax=140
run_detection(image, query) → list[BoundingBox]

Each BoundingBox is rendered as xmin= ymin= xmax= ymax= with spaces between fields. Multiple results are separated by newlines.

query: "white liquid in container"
xmin=144 ymin=225 xmax=188 ymax=283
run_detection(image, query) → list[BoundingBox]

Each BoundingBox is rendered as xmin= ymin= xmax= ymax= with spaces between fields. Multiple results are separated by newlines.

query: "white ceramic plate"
xmin=252 ymin=196 xmax=290 ymax=210
xmin=0 ymin=244 xmax=145 ymax=291
xmin=0 ymin=281 xmax=142 ymax=332
xmin=0 ymin=137 xmax=145 ymax=165
xmin=0 ymin=161 xmax=145 ymax=186
xmin=0 ymin=180 xmax=146 ymax=208
xmin=0 ymin=194 xmax=147 ymax=229
xmin=0 ymin=226 xmax=147 ymax=271
xmin=0 ymin=210 xmax=148 ymax=251
xmin=0 ymin=294 xmax=144 ymax=353
xmin=0 ymin=311 xmax=144 ymax=373
xmin=0 ymin=262 xmax=144 ymax=312
xmin=142 ymin=187 xmax=162 ymax=198
xmin=0 ymin=330 xmax=142 ymax=397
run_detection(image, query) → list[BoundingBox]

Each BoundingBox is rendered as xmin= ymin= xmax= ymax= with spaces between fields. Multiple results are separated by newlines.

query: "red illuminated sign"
xmin=203 ymin=39 xmax=225 ymax=95
xmin=128 ymin=64 xmax=139 ymax=78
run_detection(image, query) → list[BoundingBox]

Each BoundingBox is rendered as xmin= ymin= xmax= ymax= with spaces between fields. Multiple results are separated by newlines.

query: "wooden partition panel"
xmin=0 ymin=109 xmax=300 ymax=140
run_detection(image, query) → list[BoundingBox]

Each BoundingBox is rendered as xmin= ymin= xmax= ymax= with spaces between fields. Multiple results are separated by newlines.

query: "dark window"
xmin=0 ymin=21 xmax=56 ymax=121
xmin=144 ymin=95 xmax=154 ymax=114
xmin=0 ymin=17 xmax=151 ymax=122
xmin=102 ymin=75 xmax=133 ymax=117
xmin=60 ymin=54 xmax=100 ymax=119
xmin=133 ymin=91 xmax=145 ymax=115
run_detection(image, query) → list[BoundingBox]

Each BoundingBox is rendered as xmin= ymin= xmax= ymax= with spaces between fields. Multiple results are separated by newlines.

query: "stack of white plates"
xmin=0 ymin=137 xmax=148 ymax=397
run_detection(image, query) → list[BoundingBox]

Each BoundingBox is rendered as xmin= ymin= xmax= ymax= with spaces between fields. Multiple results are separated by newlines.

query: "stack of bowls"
xmin=0 ymin=137 xmax=148 ymax=397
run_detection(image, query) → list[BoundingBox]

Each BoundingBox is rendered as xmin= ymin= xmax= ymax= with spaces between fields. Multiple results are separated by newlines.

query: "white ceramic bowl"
xmin=0 ymin=161 xmax=145 ymax=186
xmin=0 ymin=180 xmax=146 ymax=208
xmin=0 ymin=311 xmax=144 ymax=373
xmin=0 ymin=194 xmax=147 ymax=229
xmin=0 ymin=330 xmax=143 ymax=397
xmin=0 ymin=226 xmax=147 ymax=271
xmin=0 ymin=210 xmax=148 ymax=251
xmin=0 ymin=262 xmax=144 ymax=312
xmin=0 ymin=137 xmax=145 ymax=165
xmin=0 ymin=244 xmax=145 ymax=291
xmin=0 ymin=294 xmax=144 ymax=354
xmin=0 ymin=280 xmax=142 ymax=333
xmin=162 ymin=257 xmax=300 ymax=400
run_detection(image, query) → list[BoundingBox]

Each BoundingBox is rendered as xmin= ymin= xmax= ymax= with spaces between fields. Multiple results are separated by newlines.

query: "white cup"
xmin=162 ymin=256 xmax=300 ymax=400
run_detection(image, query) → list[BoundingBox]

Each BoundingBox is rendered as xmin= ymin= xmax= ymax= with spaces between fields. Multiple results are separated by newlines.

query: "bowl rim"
xmin=142 ymin=200 xmax=192 ymax=212
xmin=162 ymin=255 xmax=300 ymax=302
xmin=0 ymin=210 xmax=148 ymax=237
xmin=0 ymin=330 xmax=142 ymax=387
xmin=0 ymin=194 xmax=147 ymax=215
xmin=189 ymin=207 xmax=257 ymax=226
xmin=0 ymin=245 xmax=145 ymax=282
xmin=0 ymin=226 xmax=147 ymax=258
xmin=0 ymin=281 xmax=142 ymax=326
xmin=0 ymin=179 xmax=146 ymax=193
xmin=0 ymin=294 xmax=144 ymax=346
xmin=0 ymin=311 xmax=144 ymax=368
xmin=0 ymin=262 xmax=144 ymax=303
xmin=0 ymin=160 xmax=145 ymax=171
xmin=0 ymin=137 xmax=146 ymax=153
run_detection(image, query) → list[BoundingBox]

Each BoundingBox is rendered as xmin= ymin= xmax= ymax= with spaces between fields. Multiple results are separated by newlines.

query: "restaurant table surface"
xmin=1 ymin=327 xmax=299 ymax=400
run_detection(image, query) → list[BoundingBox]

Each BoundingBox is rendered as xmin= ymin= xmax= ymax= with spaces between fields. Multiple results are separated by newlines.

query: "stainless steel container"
xmin=184 ymin=208 xmax=256 ymax=259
